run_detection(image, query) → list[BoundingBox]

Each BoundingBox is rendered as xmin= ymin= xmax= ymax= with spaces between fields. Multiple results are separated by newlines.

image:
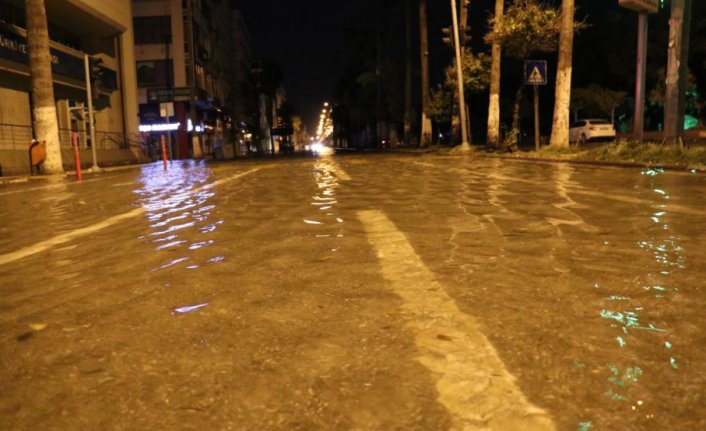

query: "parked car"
xmin=569 ymin=119 xmax=616 ymax=144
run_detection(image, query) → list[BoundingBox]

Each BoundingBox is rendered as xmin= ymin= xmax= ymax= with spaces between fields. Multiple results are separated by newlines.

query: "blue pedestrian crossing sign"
xmin=525 ymin=60 xmax=548 ymax=85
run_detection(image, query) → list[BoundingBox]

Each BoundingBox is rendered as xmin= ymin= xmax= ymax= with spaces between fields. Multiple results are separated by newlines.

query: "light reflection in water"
xmin=595 ymin=172 xmax=689 ymax=423
xmin=136 ymin=161 xmax=224 ymax=272
xmin=172 ymin=303 xmax=208 ymax=314
xmin=307 ymin=157 xmax=345 ymax=248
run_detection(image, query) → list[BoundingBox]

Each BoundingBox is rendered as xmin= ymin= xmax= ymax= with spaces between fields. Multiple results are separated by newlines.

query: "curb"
xmin=487 ymin=154 xmax=705 ymax=173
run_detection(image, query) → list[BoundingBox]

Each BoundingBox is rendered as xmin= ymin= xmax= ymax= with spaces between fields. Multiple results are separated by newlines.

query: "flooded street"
xmin=1 ymin=154 xmax=704 ymax=430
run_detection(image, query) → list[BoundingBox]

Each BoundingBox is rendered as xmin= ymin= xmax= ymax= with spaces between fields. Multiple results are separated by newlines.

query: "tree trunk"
xmin=663 ymin=0 xmax=692 ymax=147
xmin=404 ymin=0 xmax=413 ymax=146
xmin=549 ymin=0 xmax=575 ymax=148
xmin=27 ymin=0 xmax=63 ymax=174
xmin=419 ymin=0 xmax=432 ymax=147
xmin=511 ymin=82 xmax=525 ymax=137
xmin=486 ymin=0 xmax=503 ymax=149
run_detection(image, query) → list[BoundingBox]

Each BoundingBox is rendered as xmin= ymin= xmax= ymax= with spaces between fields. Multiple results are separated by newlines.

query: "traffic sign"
xmin=618 ymin=0 xmax=658 ymax=14
xmin=147 ymin=87 xmax=190 ymax=103
xmin=160 ymin=102 xmax=174 ymax=118
xmin=524 ymin=60 xmax=547 ymax=85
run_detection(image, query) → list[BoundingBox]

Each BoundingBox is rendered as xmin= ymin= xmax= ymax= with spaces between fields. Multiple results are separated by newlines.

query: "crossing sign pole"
xmin=525 ymin=60 xmax=547 ymax=151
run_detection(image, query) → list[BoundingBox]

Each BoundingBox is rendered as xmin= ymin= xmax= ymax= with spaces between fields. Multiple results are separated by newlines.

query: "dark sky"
xmin=232 ymin=0 xmax=462 ymax=129
xmin=230 ymin=0 xmax=681 ymax=131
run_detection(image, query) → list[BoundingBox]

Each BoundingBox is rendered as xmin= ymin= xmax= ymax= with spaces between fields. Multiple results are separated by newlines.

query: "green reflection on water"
xmin=670 ymin=357 xmax=678 ymax=369
xmin=600 ymin=309 xmax=667 ymax=333
xmin=641 ymin=168 xmax=665 ymax=176
xmin=616 ymin=336 xmax=626 ymax=347
xmin=604 ymin=365 xmax=643 ymax=402
xmin=577 ymin=421 xmax=592 ymax=431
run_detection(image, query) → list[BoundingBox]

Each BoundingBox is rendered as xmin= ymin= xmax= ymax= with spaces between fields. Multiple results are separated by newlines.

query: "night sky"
xmin=231 ymin=1 xmax=696 ymax=132
xmin=231 ymin=0 xmax=465 ymax=129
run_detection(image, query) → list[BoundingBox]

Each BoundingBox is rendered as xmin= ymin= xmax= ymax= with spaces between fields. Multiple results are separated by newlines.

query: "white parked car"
xmin=569 ymin=119 xmax=616 ymax=144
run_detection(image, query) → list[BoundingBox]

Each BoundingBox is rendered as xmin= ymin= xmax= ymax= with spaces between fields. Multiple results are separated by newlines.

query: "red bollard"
xmin=72 ymin=132 xmax=82 ymax=182
xmin=161 ymin=134 xmax=168 ymax=171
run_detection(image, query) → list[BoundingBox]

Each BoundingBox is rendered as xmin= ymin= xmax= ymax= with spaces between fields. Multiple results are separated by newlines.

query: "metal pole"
xmin=185 ymin=0 xmax=201 ymax=158
xmin=72 ymin=132 xmax=83 ymax=181
xmin=165 ymin=35 xmax=174 ymax=161
xmin=633 ymin=12 xmax=648 ymax=143
xmin=534 ymin=85 xmax=540 ymax=151
xmin=161 ymin=134 xmax=168 ymax=171
xmin=84 ymin=54 xmax=99 ymax=171
xmin=450 ymin=0 xmax=470 ymax=150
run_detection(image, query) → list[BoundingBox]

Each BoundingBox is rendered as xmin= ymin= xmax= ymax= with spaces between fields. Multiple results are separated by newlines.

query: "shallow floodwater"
xmin=0 ymin=155 xmax=704 ymax=430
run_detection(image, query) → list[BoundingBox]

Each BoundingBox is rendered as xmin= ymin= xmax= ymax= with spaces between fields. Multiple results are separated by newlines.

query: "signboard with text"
xmin=618 ymin=0 xmax=658 ymax=14
xmin=147 ymin=87 xmax=191 ymax=103
xmin=0 ymin=24 xmax=85 ymax=82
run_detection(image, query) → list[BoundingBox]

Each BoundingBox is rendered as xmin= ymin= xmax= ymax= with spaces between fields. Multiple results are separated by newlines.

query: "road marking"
xmin=0 ymin=177 xmax=104 ymax=197
xmin=358 ymin=209 xmax=556 ymax=431
xmin=320 ymin=156 xmax=351 ymax=181
xmin=0 ymin=168 xmax=261 ymax=267
xmin=0 ymin=207 xmax=146 ymax=267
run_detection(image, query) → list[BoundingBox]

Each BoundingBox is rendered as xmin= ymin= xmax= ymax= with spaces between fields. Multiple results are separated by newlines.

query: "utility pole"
xmin=376 ymin=0 xmax=384 ymax=147
xmin=419 ymin=0 xmax=432 ymax=147
xmin=164 ymin=34 xmax=173 ymax=160
xmin=185 ymin=0 xmax=202 ymax=158
xmin=404 ymin=0 xmax=413 ymax=147
xmin=619 ymin=0 xmax=658 ymax=143
xmin=450 ymin=0 xmax=470 ymax=151
xmin=664 ymin=0 xmax=692 ymax=147
xmin=83 ymin=55 xmax=99 ymax=172
xmin=634 ymin=12 xmax=648 ymax=142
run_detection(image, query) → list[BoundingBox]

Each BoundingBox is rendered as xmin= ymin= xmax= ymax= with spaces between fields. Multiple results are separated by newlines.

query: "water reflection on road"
xmin=349 ymin=155 xmax=705 ymax=430
xmin=0 ymin=155 xmax=704 ymax=430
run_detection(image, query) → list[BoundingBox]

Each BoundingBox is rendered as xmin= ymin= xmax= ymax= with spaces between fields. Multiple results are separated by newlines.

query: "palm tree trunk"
xmin=419 ymin=0 xmax=432 ymax=147
xmin=486 ymin=0 xmax=504 ymax=149
xmin=549 ymin=0 xmax=575 ymax=147
xmin=27 ymin=0 xmax=63 ymax=173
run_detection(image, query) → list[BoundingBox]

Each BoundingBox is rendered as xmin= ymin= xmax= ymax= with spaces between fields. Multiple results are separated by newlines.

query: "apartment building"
xmin=0 ymin=0 xmax=139 ymax=173
xmin=132 ymin=0 xmax=253 ymax=159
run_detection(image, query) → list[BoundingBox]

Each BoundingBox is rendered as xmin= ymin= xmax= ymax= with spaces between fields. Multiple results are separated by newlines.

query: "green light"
xmin=684 ymin=115 xmax=698 ymax=131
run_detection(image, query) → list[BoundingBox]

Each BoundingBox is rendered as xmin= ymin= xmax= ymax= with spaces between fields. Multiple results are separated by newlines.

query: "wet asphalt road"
xmin=0 ymin=153 xmax=704 ymax=430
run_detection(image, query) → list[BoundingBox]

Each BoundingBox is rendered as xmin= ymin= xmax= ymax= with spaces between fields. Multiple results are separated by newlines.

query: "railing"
xmin=0 ymin=124 xmax=139 ymax=151
xmin=0 ymin=124 xmax=33 ymax=151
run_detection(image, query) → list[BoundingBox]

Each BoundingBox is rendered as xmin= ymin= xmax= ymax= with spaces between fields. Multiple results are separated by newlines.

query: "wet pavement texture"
xmin=0 ymin=154 xmax=704 ymax=430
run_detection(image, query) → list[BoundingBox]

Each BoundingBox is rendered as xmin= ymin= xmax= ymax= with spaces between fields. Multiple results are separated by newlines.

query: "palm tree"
xmin=486 ymin=0 xmax=504 ymax=149
xmin=27 ymin=0 xmax=63 ymax=173
xmin=549 ymin=0 xmax=575 ymax=147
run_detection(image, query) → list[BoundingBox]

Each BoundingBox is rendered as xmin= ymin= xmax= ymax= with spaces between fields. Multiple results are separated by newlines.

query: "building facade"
xmin=132 ymin=0 xmax=253 ymax=159
xmin=0 ymin=0 xmax=140 ymax=174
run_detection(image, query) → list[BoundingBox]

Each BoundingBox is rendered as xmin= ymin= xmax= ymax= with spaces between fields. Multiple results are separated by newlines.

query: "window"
xmin=0 ymin=3 xmax=24 ymax=27
xmin=133 ymin=16 xmax=171 ymax=45
xmin=136 ymin=60 xmax=173 ymax=88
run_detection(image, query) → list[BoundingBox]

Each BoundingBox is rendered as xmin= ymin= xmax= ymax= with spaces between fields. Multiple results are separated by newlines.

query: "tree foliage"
xmin=426 ymin=86 xmax=453 ymax=124
xmin=485 ymin=0 xmax=561 ymax=60
xmin=444 ymin=49 xmax=491 ymax=94
xmin=571 ymin=85 xmax=626 ymax=123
